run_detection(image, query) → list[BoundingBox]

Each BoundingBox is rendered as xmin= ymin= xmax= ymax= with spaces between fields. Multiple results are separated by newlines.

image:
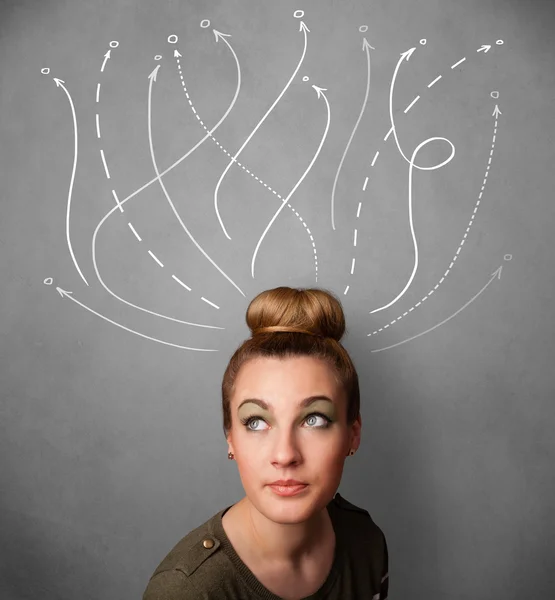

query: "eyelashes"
xmin=240 ymin=412 xmax=332 ymax=432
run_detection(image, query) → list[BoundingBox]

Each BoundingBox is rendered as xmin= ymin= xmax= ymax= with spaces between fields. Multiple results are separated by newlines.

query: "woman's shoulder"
xmin=142 ymin=569 xmax=196 ymax=599
xmin=330 ymin=492 xmax=389 ymax=594
xmin=330 ymin=491 xmax=371 ymax=516
xmin=330 ymin=491 xmax=381 ymax=527
xmin=142 ymin=506 xmax=230 ymax=599
xmin=330 ymin=492 xmax=387 ymax=545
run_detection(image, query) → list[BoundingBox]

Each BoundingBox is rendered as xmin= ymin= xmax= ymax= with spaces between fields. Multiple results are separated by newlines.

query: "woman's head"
xmin=222 ymin=286 xmax=362 ymax=517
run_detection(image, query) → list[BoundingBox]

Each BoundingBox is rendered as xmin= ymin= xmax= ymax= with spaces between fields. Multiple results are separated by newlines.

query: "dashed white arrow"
xmin=214 ymin=19 xmax=310 ymax=240
xmin=371 ymin=265 xmax=504 ymax=352
xmin=251 ymin=84 xmax=331 ymax=278
xmin=147 ymin=64 xmax=245 ymax=297
xmin=92 ymin=33 xmax=244 ymax=319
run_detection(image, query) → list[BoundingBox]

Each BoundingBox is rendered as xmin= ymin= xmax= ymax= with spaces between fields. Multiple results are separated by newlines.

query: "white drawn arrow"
xmin=371 ymin=265 xmax=504 ymax=352
xmin=175 ymin=50 xmax=320 ymax=283
xmin=477 ymin=45 xmax=491 ymax=53
xmin=492 ymin=104 xmax=502 ymax=118
xmin=100 ymin=50 xmax=111 ymax=73
xmin=53 ymin=77 xmax=89 ymax=287
xmin=388 ymin=48 xmax=456 ymax=172
xmin=147 ymin=65 xmax=245 ymax=296
xmin=210 ymin=29 xmax=241 ymax=119
xmin=389 ymin=48 xmax=421 ymax=167
xmin=148 ymin=63 xmax=160 ymax=82
xmin=214 ymin=20 xmax=310 ymax=240
xmin=251 ymin=84 xmax=331 ymax=278
xmin=213 ymin=28 xmax=231 ymax=41
xmin=369 ymin=134 xmax=455 ymax=315
xmin=91 ymin=39 xmax=244 ymax=322
xmin=97 ymin=30 xmax=242 ymax=219
xmin=56 ymin=287 xmax=219 ymax=352
xmin=369 ymin=103 xmax=503 ymax=332
xmin=330 ymin=37 xmax=373 ymax=231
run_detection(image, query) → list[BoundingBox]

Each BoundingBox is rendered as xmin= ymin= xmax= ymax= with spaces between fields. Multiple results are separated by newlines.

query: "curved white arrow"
xmin=147 ymin=66 xmax=245 ymax=296
xmin=212 ymin=29 xmax=240 ymax=84
xmin=251 ymin=85 xmax=330 ymax=278
xmin=370 ymin=136 xmax=455 ymax=314
xmin=53 ymin=78 xmax=89 ymax=286
xmin=214 ymin=20 xmax=310 ymax=240
xmin=389 ymin=48 xmax=417 ymax=166
xmin=175 ymin=49 xmax=321 ymax=282
xmin=369 ymin=103 xmax=502 ymax=331
xmin=371 ymin=265 xmax=504 ymax=352
xmin=94 ymin=29 xmax=243 ymax=231
xmin=56 ymin=287 xmax=219 ymax=352
xmin=330 ymin=38 xmax=373 ymax=231
xmin=92 ymin=50 xmax=243 ymax=324
xmin=100 ymin=49 xmax=111 ymax=73
xmin=389 ymin=48 xmax=455 ymax=172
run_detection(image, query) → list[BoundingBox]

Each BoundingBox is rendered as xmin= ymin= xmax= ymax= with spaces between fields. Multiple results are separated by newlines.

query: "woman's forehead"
xmin=233 ymin=356 xmax=342 ymax=400
xmin=237 ymin=355 xmax=335 ymax=378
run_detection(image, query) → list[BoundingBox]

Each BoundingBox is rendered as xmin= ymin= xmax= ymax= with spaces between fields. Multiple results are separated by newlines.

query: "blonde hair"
xmin=221 ymin=286 xmax=360 ymax=438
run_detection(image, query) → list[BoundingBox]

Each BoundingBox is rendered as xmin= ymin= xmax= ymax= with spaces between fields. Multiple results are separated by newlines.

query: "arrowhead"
xmin=104 ymin=50 xmax=111 ymax=59
xmin=148 ymin=64 xmax=161 ymax=81
xmin=174 ymin=49 xmax=182 ymax=57
xmin=492 ymin=105 xmax=502 ymax=117
xmin=492 ymin=266 xmax=503 ymax=280
xmin=56 ymin=286 xmax=73 ymax=298
xmin=311 ymin=85 xmax=328 ymax=99
xmin=478 ymin=44 xmax=491 ymax=53
xmin=401 ymin=47 xmax=416 ymax=61
xmin=213 ymin=29 xmax=231 ymax=42
xmin=299 ymin=21 xmax=310 ymax=33
xmin=362 ymin=38 xmax=375 ymax=51
xmin=53 ymin=78 xmax=65 ymax=87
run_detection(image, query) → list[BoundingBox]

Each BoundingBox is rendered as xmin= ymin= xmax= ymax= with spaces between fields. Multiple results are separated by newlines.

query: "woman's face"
xmin=227 ymin=355 xmax=361 ymax=521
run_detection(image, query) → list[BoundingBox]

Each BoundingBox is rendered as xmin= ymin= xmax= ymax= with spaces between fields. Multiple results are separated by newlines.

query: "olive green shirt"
xmin=142 ymin=492 xmax=389 ymax=599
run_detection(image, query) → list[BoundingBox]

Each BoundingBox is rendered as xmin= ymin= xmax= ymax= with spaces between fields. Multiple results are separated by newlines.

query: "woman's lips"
xmin=269 ymin=484 xmax=309 ymax=496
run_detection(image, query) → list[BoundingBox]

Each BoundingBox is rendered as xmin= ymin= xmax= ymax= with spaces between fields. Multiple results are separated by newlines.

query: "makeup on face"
xmin=237 ymin=396 xmax=338 ymax=431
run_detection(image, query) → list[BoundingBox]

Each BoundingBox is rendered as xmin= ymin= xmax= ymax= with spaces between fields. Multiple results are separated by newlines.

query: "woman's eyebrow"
xmin=237 ymin=396 xmax=334 ymax=411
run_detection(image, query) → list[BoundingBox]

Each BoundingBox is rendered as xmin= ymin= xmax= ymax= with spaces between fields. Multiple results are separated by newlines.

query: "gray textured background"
xmin=1 ymin=0 xmax=554 ymax=598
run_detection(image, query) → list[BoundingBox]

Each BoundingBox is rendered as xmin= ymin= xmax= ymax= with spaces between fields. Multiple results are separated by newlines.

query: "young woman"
xmin=143 ymin=287 xmax=389 ymax=600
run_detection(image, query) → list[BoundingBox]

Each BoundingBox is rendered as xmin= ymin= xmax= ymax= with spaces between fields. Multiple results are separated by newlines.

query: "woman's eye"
xmin=244 ymin=417 xmax=265 ymax=431
xmin=243 ymin=413 xmax=331 ymax=432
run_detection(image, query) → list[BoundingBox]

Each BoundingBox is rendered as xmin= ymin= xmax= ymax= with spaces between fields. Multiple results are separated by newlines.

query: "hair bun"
xmin=246 ymin=287 xmax=346 ymax=342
